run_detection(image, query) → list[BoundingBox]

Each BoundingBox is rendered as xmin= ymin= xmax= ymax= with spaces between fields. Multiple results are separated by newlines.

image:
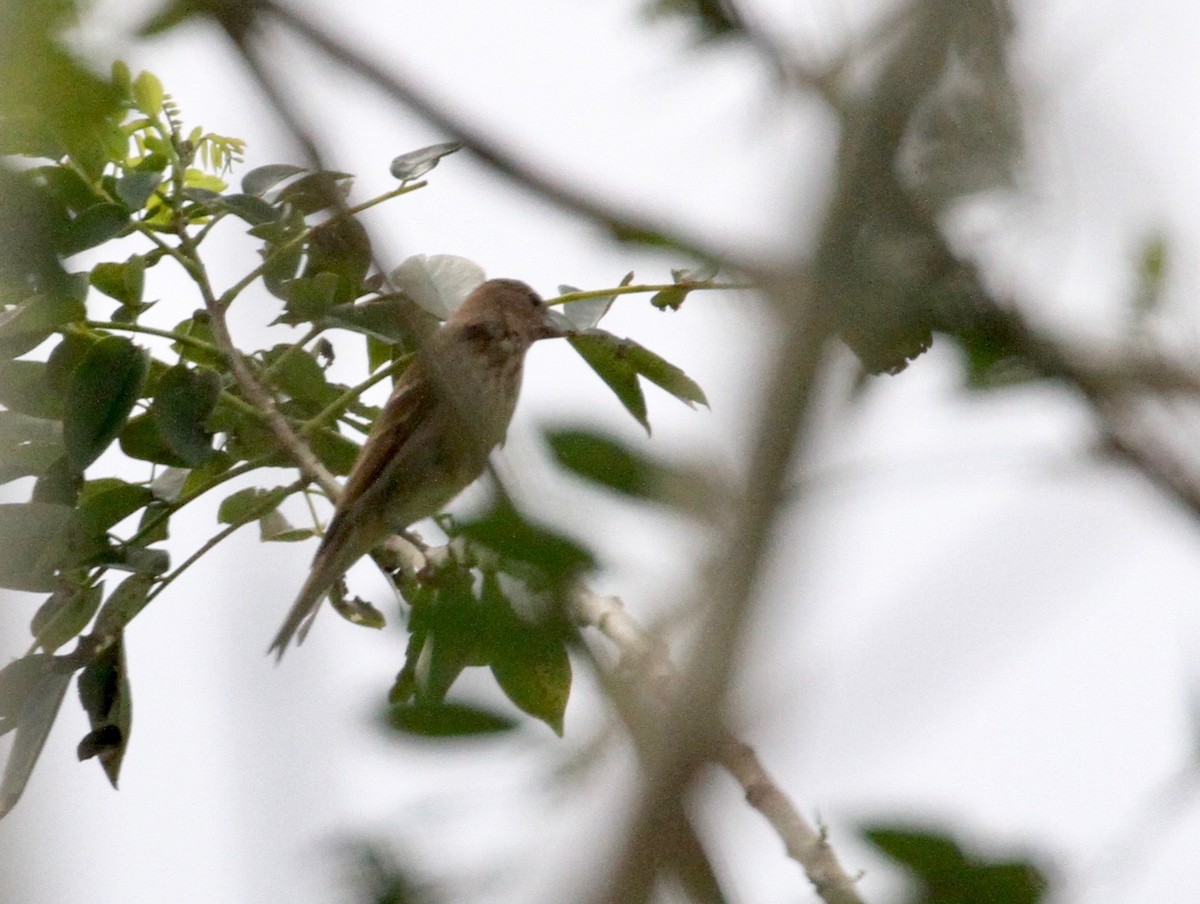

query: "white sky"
xmin=4 ymin=1 xmax=1200 ymax=903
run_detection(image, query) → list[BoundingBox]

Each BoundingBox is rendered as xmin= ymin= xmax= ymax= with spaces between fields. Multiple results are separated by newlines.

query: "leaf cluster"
xmin=0 ymin=66 xmax=719 ymax=817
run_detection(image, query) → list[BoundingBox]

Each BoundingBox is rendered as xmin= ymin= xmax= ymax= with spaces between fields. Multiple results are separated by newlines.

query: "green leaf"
xmin=263 ymin=346 xmax=339 ymax=409
xmin=258 ymin=508 xmax=314 ymax=542
xmin=118 ymin=413 xmax=190 ymax=467
xmin=0 ymin=655 xmax=54 ymax=737
xmin=485 ymin=576 xmax=571 ymax=735
xmin=150 ymin=364 xmax=220 ymax=465
xmin=0 ymin=657 xmax=71 ymax=819
xmin=77 ymin=636 xmax=132 ymax=787
xmin=92 ymin=573 xmax=156 ymax=639
xmin=63 ymin=335 xmax=148 ymax=470
xmin=131 ymin=70 xmax=164 ymax=116
xmin=384 ymin=701 xmax=518 ymax=738
xmin=568 ymin=331 xmax=649 ymax=433
xmin=241 ymin=163 xmax=307 ymax=197
xmin=217 ymin=485 xmax=292 ymax=527
xmin=115 ymin=171 xmax=162 ymax=210
xmin=307 ymin=426 xmax=360 ymax=476
xmin=31 ymin=455 xmax=81 ymax=504
xmin=624 ymin=341 xmax=707 ymax=407
xmin=325 ymin=297 xmax=435 ymax=347
xmin=59 ymin=203 xmax=130 ymax=256
xmin=389 ymin=142 xmax=462 ymax=181
xmin=0 ymin=503 xmax=75 ymax=591
xmin=458 ymin=500 xmax=594 ymax=591
xmin=169 ymin=314 xmax=225 ymax=368
xmin=651 ymin=285 xmax=689 ymax=311
xmin=275 ymin=273 xmax=340 ymax=325
xmin=31 ymin=580 xmax=104 ymax=653
xmin=77 ymin=479 xmax=154 ymax=537
xmin=90 ymin=255 xmax=146 ymax=307
xmin=864 ymin=826 xmax=1048 ymax=904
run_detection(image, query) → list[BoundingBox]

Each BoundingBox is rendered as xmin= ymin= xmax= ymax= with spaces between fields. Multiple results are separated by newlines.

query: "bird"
xmin=270 ymin=278 xmax=566 ymax=658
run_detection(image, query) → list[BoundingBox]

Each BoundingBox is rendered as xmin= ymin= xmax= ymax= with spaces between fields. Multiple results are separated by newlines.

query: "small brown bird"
xmin=270 ymin=278 xmax=565 ymax=658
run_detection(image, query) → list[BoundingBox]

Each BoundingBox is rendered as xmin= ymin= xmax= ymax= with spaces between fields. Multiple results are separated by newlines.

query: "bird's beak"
xmin=540 ymin=310 xmax=572 ymax=340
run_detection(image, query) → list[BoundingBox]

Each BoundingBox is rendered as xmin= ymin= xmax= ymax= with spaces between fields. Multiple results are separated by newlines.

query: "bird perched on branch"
xmin=270 ymin=278 xmax=566 ymax=658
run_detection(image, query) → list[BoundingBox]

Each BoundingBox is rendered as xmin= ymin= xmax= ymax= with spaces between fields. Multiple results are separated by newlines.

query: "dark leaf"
xmin=275 ymin=273 xmax=340 ymax=325
xmin=115 ymin=171 xmax=162 ymax=210
xmin=546 ymin=427 xmax=658 ymax=499
xmin=307 ymin=426 xmax=360 ymax=476
xmin=59 ymin=203 xmax=130 ymax=256
xmin=304 ymin=216 xmax=371 ymax=304
xmin=0 ymin=657 xmax=71 ymax=819
xmin=211 ymin=192 xmax=279 ymax=226
xmin=76 ymin=636 xmax=131 ymax=787
xmin=0 ymin=502 xmax=75 ymax=591
xmin=62 ymin=335 xmax=148 ymax=470
xmin=326 ymin=296 xmax=435 ymax=347
xmin=241 ymin=163 xmax=307 ymax=197
xmin=384 ymin=701 xmax=518 ymax=738
xmin=137 ymin=0 xmax=206 ymax=36
xmin=150 ymin=364 xmax=221 ymax=465
xmin=276 ymin=171 xmax=353 ymax=214
xmin=0 ymin=655 xmax=54 ymax=737
xmin=263 ymin=345 xmax=340 ymax=409
xmin=217 ymin=485 xmax=292 ymax=527
xmin=651 ymin=285 xmax=689 ymax=311
xmin=169 ymin=314 xmax=225 ymax=368
xmin=119 ymin=413 xmax=191 ymax=467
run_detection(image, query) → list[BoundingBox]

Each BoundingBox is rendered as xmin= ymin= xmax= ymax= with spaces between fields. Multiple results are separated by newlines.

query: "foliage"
xmin=0 ymin=65 xmax=720 ymax=817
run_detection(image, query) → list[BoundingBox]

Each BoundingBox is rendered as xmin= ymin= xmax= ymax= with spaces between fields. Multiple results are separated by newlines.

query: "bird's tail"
xmin=269 ymin=530 xmax=373 ymax=660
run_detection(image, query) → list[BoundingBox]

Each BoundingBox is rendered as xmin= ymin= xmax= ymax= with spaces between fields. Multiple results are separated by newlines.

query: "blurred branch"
xmin=259 ymin=0 xmax=749 ymax=272
xmin=571 ymin=587 xmax=865 ymax=904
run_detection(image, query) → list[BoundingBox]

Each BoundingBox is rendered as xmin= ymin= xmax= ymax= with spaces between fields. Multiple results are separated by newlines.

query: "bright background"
xmin=4 ymin=1 xmax=1200 ymax=902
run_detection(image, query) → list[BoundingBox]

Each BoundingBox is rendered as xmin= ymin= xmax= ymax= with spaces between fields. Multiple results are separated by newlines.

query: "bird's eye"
xmin=527 ymin=293 xmax=543 ymax=309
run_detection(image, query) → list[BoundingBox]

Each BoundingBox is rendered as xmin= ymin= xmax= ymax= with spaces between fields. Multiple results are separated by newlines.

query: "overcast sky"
xmin=5 ymin=2 xmax=1200 ymax=903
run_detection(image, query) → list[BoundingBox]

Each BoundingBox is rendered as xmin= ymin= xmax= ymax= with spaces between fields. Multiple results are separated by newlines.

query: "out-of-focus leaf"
xmin=115 ymin=171 xmax=162 ymax=210
xmin=131 ymin=70 xmax=164 ymax=115
xmin=91 ymin=573 xmax=156 ymax=639
xmin=568 ymin=331 xmax=648 ymax=433
xmin=864 ymin=826 xmax=1048 ymax=904
xmin=390 ymin=254 xmax=485 ymax=320
xmin=77 ymin=636 xmax=132 ymax=787
xmin=307 ymin=425 xmax=360 ymax=476
xmin=150 ymin=364 xmax=220 ymax=465
xmin=32 ymin=580 xmax=103 ymax=653
xmin=389 ymin=142 xmax=462 ymax=181
xmin=457 ymin=499 xmax=593 ymax=591
xmin=62 ymin=336 xmax=147 ymax=470
xmin=0 ymin=412 xmax=63 ymax=485
xmin=31 ymin=454 xmax=80 ymax=504
xmin=0 ymin=359 xmax=60 ymax=419
xmin=384 ymin=701 xmax=518 ymax=738
xmin=0 ymin=503 xmax=74 ymax=591
xmin=0 ymin=292 xmax=87 ymax=358
xmin=0 ymin=656 xmax=71 ymax=819
xmin=546 ymin=427 xmax=658 ymax=499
